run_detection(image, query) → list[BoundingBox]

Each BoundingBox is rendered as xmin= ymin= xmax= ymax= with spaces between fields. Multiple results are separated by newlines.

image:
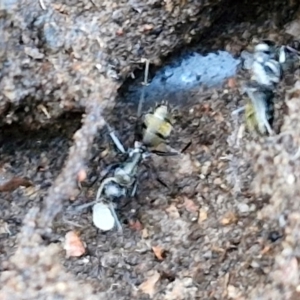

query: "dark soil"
xmin=2 ymin=1 xmax=300 ymax=300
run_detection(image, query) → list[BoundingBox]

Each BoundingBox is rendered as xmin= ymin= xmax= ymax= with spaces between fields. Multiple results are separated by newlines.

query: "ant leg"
xmin=88 ymin=162 xmax=120 ymax=189
xmin=72 ymin=201 xmax=98 ymax=212
xmin=108 ymin=202 xmax=123 ymax=232
xmin=95 ymin=177 xmax=118 ymax=202
xmin=72 ymin=177 xmax=117 ymax=212
xmin=130 ymin=180 xmax=138 ymax=197
xmin=151 ymin=150 xmax=179 ymax=156
xmin=106 ymin=123 xmax=126 ymax=154
xmin=279 ymin=45 xmax=286 ymax=64
xmin=264 ymin=119 xmax=274 ymax=136
xmin=143 ymin=162 xmax=169 ymax=189
xmin=286 ymin=45 xmax=300 ymax=54
xmin=232 ymin=106 xmax=246 ymax=116
xmin=181 ymin=141 xmax=192 ymax=153
xmin=99 ymin=163 xmax=120 ymax=178
xmin=155 ymin=176 xmax=169 ymax=188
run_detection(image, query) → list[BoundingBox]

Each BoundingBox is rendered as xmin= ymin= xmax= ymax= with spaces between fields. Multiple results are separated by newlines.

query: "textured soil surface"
xmin=0 ymin=0 xmax=231 ymax=128
xmin=2 ymin=1 xmax=300 ymax=300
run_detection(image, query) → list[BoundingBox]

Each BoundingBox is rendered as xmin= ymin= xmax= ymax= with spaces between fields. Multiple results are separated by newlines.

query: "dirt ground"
xmin=2 ymin=2 xmax=300 ymax=300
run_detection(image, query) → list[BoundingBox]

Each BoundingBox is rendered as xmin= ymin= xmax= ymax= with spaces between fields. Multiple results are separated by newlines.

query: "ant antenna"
xmin=106 ymin=122 xmax=126 ymax=154
xmin=137 ymin=58 xmax=150 ymax=118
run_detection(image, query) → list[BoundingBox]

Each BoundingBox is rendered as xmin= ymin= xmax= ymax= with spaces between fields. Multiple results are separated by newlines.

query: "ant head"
xmin=254 ymin=41 xmax=276 ymax=63
xmin=128 ymin=141 xmax=147 ymax=157
xmin=255 ymin=41 xmax=272 ymax=53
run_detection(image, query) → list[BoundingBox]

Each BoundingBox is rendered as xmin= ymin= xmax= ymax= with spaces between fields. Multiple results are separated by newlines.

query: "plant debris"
xmin=152 ymin=245 xmax=166 ymax=260
xmin=64 ymin=231 xmax=86 ymax=258
xmin=0 ymin=176 xmax=32 ymax=192
xmin=138 ymin=271 xmax=161 ymax=297
xmin=198 ymin=208 xmax=208 ymax=223
xmin=220 ymin=211 xmax=239 ymax=225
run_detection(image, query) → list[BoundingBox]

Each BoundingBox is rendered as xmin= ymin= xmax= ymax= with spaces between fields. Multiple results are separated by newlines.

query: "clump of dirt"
xmin=0 ymin=208 xmax=102 ymax=300
xmin=0 ymin=0 xmax=232 ymax=128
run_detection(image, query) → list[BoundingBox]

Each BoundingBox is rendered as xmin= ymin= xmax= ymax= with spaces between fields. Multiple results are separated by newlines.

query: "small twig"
xmin=89 ymin=0 xmax=97 ymax=7
xmin=286 ymin=45 xmax=300 ymax=54
xmin=231 ymin=106 xmax=245 ymax=116
xmin=137 ymin=58 xmax=150 ymax=118
xmin=228 ymin=107 xmax=244 ymax=148
xmin=108 ymin=284 xmax=120 ymax=292
xmin=222 ymin=273 xmax=230 ymax=298
xmin=291 ymin=147 xmax=300 ymax=160
xmin=70 ymin=201 xmax=97 ymax=212
xmin=106 ymin=123 xmax=126 ymax=153
xmin=62 ymin=216 xmax=84 ymax=228
xmin=39 ymin=104 xmax=51 ymax=119
xmin=265 ymin=130 xmax=293 ymax=142
xmin=4 ymin=222 xmax=12 ymax=235
xmin=39 ymin=0 xmax=47 ymax=10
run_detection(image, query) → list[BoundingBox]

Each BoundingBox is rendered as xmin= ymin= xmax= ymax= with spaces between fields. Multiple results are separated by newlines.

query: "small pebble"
xmin=203 ymin=250 xmax=212 ymax=259
xmin=237 ymin=203 xmax=250 ymax=213
xmin=250 ymin=261 xmax=260 ymax=269
xmin=201 ymin=161 xmax=211 ymax=175
xmin=286 ymin=174 xmax=295 ymax=185
xmin=268 ymin=231 xmax=282 ymax=243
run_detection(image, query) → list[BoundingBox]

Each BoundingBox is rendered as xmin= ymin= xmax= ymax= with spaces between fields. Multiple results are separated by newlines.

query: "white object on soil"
xmin=92 ymin=203 xmax=115 ymax=231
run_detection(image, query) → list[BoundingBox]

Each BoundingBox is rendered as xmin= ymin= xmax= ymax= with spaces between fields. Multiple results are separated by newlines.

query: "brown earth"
xmin=0 ymin=0 xmax=229 ymax=128
xmin=2 ymin=0 xmax=300 ymax=299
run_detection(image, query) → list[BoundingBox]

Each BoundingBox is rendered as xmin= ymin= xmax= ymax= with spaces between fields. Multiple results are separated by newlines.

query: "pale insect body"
xmin=74 ymin=144 xmax=144 ymax=232
xmin=91 ymin=60 xmax=153 ymax=232
xmin=253 ymin=40 xmax=276 ymax=63
xmin=243 ymin=81 xmax=274 ymax=135
xmin=239 ymin=41 xmax=281 ymax=135
xmin=237 ymin=40 xmax=296 ymax=135
xmin=252 ymin=39 xmax=300 ymax=84
xmin=142 ymin=103 xmax=174 ymax=147
xmin=93 ymin=203 xmax=115 ymax=231
xmin=251 ymin=41 xmax=282 ymax=88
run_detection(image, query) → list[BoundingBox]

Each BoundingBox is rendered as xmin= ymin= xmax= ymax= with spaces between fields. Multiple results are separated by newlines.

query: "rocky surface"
xmin=2 ymin=0 xmax=300 ymax=299
xmin=0 ymin=0 xmax=228 ymax=128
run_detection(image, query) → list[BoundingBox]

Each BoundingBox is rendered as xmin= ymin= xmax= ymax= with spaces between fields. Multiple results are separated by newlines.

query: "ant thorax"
xmin=252 ymin=61 xmax=269 ymax=85
xmin=253 ymin=51 xmax=271 ymax=64
xmin=104 ymin=181 xmax=127 ymax=199
xmin=114 ymin=167 xmax=134 ymax=185
xmin=251 ymin=59 xmax=281 ymax=87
